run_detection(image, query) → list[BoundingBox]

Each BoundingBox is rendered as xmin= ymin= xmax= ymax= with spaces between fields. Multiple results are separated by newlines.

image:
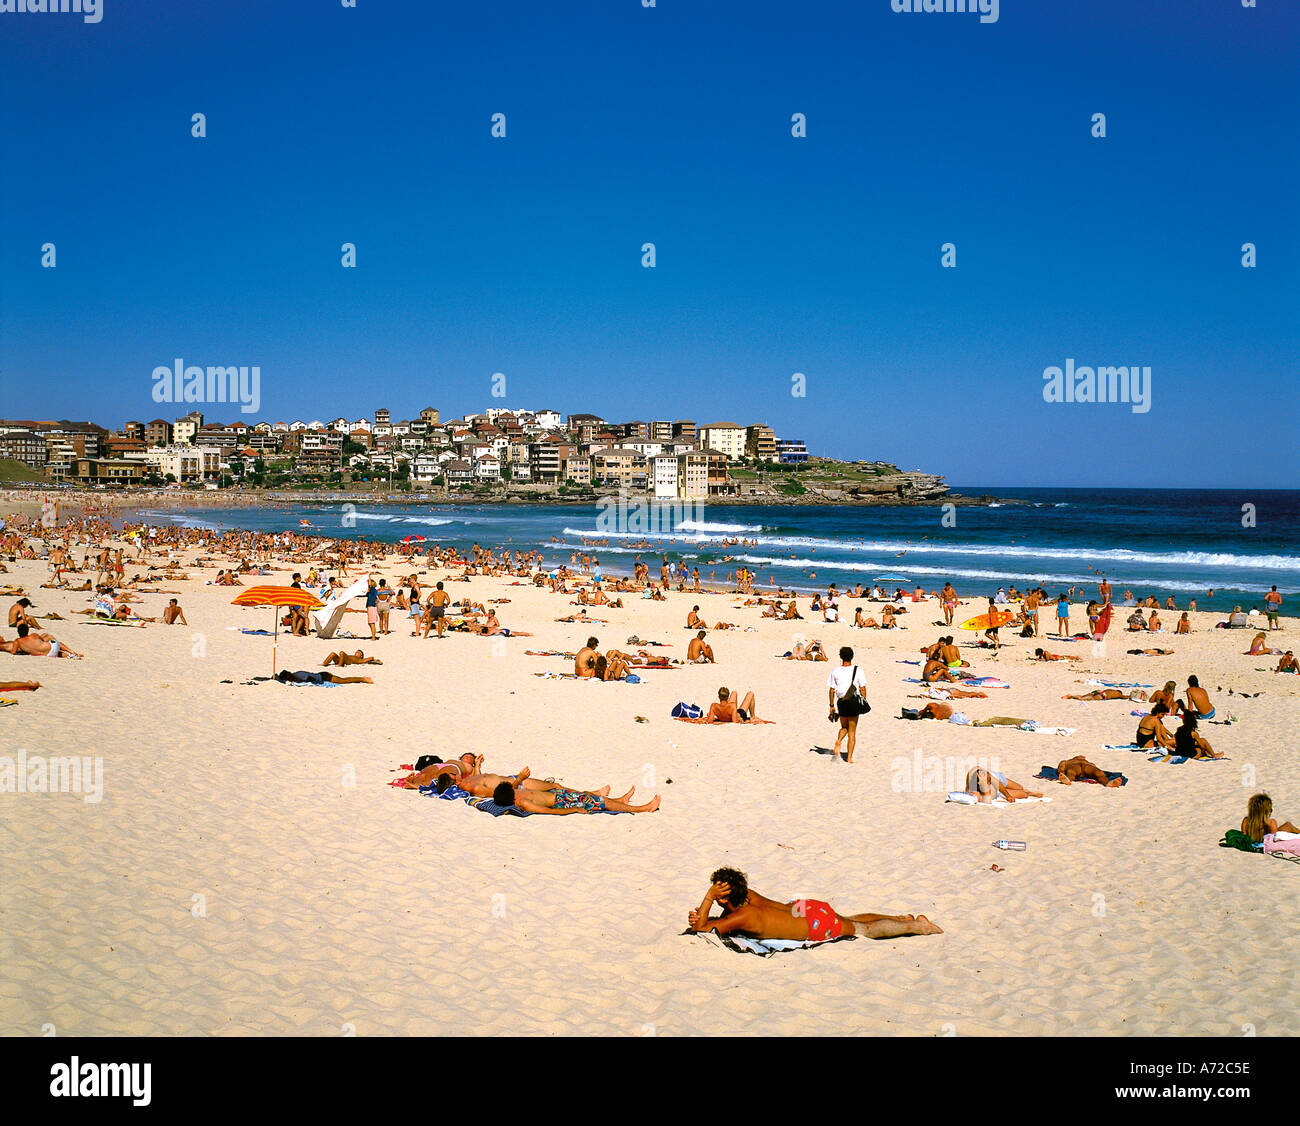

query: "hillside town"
xmin=0 ymin=408 xmax=821 ymax=498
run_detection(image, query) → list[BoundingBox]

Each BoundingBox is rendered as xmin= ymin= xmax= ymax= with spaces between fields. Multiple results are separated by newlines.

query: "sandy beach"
xmin=2 ymin=535 xmax=1298 ymax=1037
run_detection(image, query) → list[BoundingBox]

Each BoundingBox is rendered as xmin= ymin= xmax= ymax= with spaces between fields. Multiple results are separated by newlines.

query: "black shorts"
xmin=430 ymin=605 xmax=445 ymax=618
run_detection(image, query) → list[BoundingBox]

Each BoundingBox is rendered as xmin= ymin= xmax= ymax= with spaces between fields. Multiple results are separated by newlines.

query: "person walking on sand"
xmin=827 ymin=645 xmax=869 ymax=764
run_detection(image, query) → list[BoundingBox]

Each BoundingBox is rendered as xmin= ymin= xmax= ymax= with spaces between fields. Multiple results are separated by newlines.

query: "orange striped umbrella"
xmin=232 ymin=586 xmax=323 ymax=675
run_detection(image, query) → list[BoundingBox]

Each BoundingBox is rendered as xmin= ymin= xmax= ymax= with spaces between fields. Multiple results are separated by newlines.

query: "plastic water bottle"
xmin=993 ymin=840 xmax=1027 ymax=851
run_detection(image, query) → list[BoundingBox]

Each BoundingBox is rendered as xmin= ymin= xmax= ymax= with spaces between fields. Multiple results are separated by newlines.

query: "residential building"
xmin=651 ymin=454 xmax=679 ymax=499
xmin=776 ymin=438 xmax=809 ymax=464
xmin=697 ymin=422 xmax=746 ymax=461
xmin=0 ymin=430 xmax=46 ymax=469
xmin=672 ymin=419 xmax=697 ymax=443
xmin=144 ymin=419 xmax=173 ymax=447
xmin=745 ymin=424 xmax=777 ymax=462
xmin=142 ymin=445 xmax=221 ymax=482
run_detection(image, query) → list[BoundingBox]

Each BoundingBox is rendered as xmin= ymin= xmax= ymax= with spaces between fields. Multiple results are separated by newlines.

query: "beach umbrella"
xmin=401 ymin=534 xmax=427 ymax=543
xmin=231 ymin=585 xmax=323 ymax=676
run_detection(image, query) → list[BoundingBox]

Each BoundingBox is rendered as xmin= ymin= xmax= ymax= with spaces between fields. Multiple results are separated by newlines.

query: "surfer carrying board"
xmin=983 ymin=597 xmax=1001 ymax=651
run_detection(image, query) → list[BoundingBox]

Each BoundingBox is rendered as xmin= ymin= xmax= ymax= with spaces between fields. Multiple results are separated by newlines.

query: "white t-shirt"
xmin=827 ymin=664 xmax=867 ymax=699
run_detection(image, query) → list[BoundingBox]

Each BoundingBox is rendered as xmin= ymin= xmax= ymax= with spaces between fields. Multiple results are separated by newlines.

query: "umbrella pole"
xmin=272 ymin=605 xmax=278 ymax=677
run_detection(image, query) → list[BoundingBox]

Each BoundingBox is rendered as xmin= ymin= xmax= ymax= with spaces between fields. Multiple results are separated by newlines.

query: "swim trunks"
xmin=552 ymin=787 xmax=605 ymax=813
xmin=794 ymin=899 xmax=843 ymax=941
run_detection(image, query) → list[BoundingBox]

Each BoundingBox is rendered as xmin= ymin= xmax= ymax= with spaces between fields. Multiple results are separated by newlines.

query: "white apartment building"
xmin=697 ymin=422 xmax=746 ymax=461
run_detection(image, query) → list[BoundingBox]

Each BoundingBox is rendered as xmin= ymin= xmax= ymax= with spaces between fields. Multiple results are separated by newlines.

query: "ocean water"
xmin=132 ymin=487 xmax=1300 ymax=613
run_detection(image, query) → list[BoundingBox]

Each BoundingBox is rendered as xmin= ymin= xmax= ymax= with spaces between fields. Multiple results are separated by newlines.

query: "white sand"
xmin=2 ymin=546 xmax=1297 ymax=1036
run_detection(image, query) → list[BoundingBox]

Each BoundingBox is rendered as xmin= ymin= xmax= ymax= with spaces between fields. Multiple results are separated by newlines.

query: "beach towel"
xmin=945 ymin=792 xmax=1052 ymax=806
xmin=1085 ymin=680 xmax=1152 ymax=689
xmin=310 ymin=575 xmax=370 ymax=638
xmin=1263 ymin=833 xmax=1300 ymax=858
xmin=0 ymin=698 xmax=16 ymax=708
xmin=1036 ymin=765 xmax=1127 ymax=785
xmin=904 ymin=677 xmax=1008 ymax=688
xmin=687 ymin=929 xmax=856 ymax=957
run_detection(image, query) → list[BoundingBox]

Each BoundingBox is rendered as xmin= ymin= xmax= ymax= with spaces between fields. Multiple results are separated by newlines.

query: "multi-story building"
xmin=529 ymin=441 xmax=562 ymax=483
xmin=444 ymin=459 xmax=475 ymax=486
xmin=142 ymin=445 xmax=221 ymax=482
xmin=672 ymin=419 xmax=697 ymax=443
xmin=0 ymin=430 xmax=46 ymax=469
xmin=697 ymin=422 xmax=746 ymax=461
xmin=590 ymin=446 xmax=648 ymax=490
xmin=419 ymin=407 xmax=440 ymax=427
xmin=745 ymin=424 xmax=777 ymax=462
xmin=651 ymin=420 xmax=673 ymax=442
xmin=563 ymin=455 xmax=591 ymax=485
xmin=776 ymin=438 xmax=809 ymax=464
xmin=172 ymin=417 xmax=198 ymax=445
xmin=123 ymin=421 xmax=145 ymax=442
xmin=475 ymin=455 xmax=502 ymax=481
xmin=676 ymin=450 xmax=710 ymax=500
xmin=72 ymin=457 xmax=146 ymax=486
xmin=374 ymin=408 xmax=391 ymax=426
xmin=651 ymin=454 xmax=679 ymax=499
xmin=145 ymin=419 xmax=174 ymax=447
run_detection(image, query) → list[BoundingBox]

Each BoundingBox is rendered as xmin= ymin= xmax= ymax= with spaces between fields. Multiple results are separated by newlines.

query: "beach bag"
xmin=837 ymin=667 xmax=870 ymax=716
xmin=1218 ymin=830 xmax=1260 ymax=853
xmin=671 ymin=702 xmax=703 ymax=719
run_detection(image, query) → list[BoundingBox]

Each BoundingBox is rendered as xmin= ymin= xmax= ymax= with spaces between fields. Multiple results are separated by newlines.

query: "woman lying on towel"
xmin=964 ymin=768 xmax=1043 ymax=804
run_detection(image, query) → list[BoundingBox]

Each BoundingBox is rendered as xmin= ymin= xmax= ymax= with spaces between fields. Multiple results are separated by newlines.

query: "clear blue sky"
xmin=1 ymin=0 xmax=1296 ymax=487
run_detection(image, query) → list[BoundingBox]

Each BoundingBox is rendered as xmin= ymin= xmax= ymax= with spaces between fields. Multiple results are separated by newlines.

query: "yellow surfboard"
xmin=960 ymin=610 xmax=1014 ymax=631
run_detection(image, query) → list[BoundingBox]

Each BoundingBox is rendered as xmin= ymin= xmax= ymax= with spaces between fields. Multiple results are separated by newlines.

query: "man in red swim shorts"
xmin=687 ymin=868 xmax=943 ymax=941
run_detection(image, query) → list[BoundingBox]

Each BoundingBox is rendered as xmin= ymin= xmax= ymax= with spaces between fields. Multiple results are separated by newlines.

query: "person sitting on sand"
xmin=922 ymin=657 xmax=956 ymax=683
xmin=8 ymin=598 xmax=37 ymax=629
xmin=1175 ymin=612 xmax=1190 ymax=634
xmin=1148 ymin=681 xmax=1182 ymax=715
xmin=1126 ymin=610 xmax=1147 ymax=631
xmin=687 ymin=631 xmax=715 ymax=663
xmin=1185 ymin=675 xmax=1215 ymax=720
xmin=1054 ymin=756 xmax=1124 ymax=787
xmin=686 ymin=606 xmax=704 ymax=629
xmin=1245 ymin=632 xmax=1281 ymax=656
xmin=880 ymin=605 xmax=899 ymax=629
xmin=687 ymin=868 xmax=942 ymax=941
xmin=323 ymin=649 xmax=382 ymax=666
xmin=0 ymin=625 xmax=83 ymax=658
xmin=1033 ymin=647 xmax=1080 ymax=661
xmin=1136 ymin=702 xmax=1176 ymax=749
xmin=785 ymin=639 xmax=827 ymax=661
xmin=1242 ymin=793 xmax=1300 ymax=845
xmin=1172 ymin=712 xmax=1221 ymax=759
xmin=490 ymin=779 xmax=661 ymax=815
xmin=1146 ymin=610 xmax=1163 ymax=632
xmin=162 ymin=599 xmax=187 ymax=626
xmin=1276 ymin=651 xmax=1299 ymax=674
xmin=965 ymin=767 xmax=1042 ymax=803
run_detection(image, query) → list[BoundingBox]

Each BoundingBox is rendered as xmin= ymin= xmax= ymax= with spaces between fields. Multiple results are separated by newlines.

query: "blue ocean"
xmin=134 ymin=487 xmax=1300 ymax=614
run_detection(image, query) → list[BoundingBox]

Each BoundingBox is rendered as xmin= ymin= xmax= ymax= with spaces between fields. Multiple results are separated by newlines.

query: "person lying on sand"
xmin=1054 ymin=756 xmax=1124 ymax=787
xmin=323 ymin=649 xmax=382 ymax=666
xmin=687 ymin=868 xmax=941 ymax=941
xmin=0 ymin=681 xmax=40 ymax=691
xmin=395 ymin=752 xmax=482 ymax=789
xmin=675 ymin=686 xmax=765 ymax=723
xmin=489 ymin=779 xmax=661 ymax=815
xmin=1136 ymin=702 xmax=1177 ymax=749
xmin=275 ymin=669 xmax=373 ymax=685
xmin=0 ymin=625 xmax=83 ymax=658
xmin=1062 ymin=688 xmax=1147 ymax=701
xmin=1126 ymin=647 xmax=1172 ymax=656
xmin=965 ymin=767 xmax=1042 ymax=803
xmin=1033 ymin=648 xmax=1080 ymax=661
xmin=784 ymin=639 xmax=827 ymax=661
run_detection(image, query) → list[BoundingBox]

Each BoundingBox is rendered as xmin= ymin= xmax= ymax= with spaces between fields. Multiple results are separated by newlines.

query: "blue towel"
xmin=1103 ymin=743 xmax=1144 ymax=750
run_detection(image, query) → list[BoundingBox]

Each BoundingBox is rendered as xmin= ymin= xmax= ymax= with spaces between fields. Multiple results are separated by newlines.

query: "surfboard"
xmin=960 ymin=610 xmax=1014 ymax=631
xmin=1094 ymin=603 xmax=1112 ymax=637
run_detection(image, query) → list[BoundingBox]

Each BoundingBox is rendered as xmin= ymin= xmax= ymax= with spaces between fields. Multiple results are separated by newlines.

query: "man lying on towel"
xmin=1053 ymin=756 xmax=1124 ymax=787
xmin=687 ymin=868 xmax=942 ymax=941
xmin=489 ymin=778 xmax=661 ymax=815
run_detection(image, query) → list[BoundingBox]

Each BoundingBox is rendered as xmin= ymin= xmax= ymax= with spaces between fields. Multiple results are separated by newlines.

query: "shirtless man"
xmin=322 ymin=649 xmax=382 ymax=666
xmin=1 ymin=625 xmax=83 ymax=658
xmin=687 ymin=868 xmax=941 ymax=941
xmin=1054 ymin=756 xmax=1123 ymax=787
xmin=575 ymin=637 xmax=601 ymax=678
xmin=1276 ymin=651 xmax=1298 ymax=674
xmin=686 ymin=606 xmax=704 ymax=629
xmin=686 ymin=686 xmax=759 ymax=723
xmin=686 ymin=631 xmax=715 ymax=663
xmin=1062 ymin=688 xmax=1143 ymax=701
xmin=162 ymin=599 xmax=187 ymax=625
xmin=922 ymin=657 xmax=956 ymax=683
xmin=422 ymin=581 xmax=452 ymax=639
xmin=490 ymin=779 xmax=660 ymax=815
xmin=1185 ymin=675 xmax=1215 ymax=720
